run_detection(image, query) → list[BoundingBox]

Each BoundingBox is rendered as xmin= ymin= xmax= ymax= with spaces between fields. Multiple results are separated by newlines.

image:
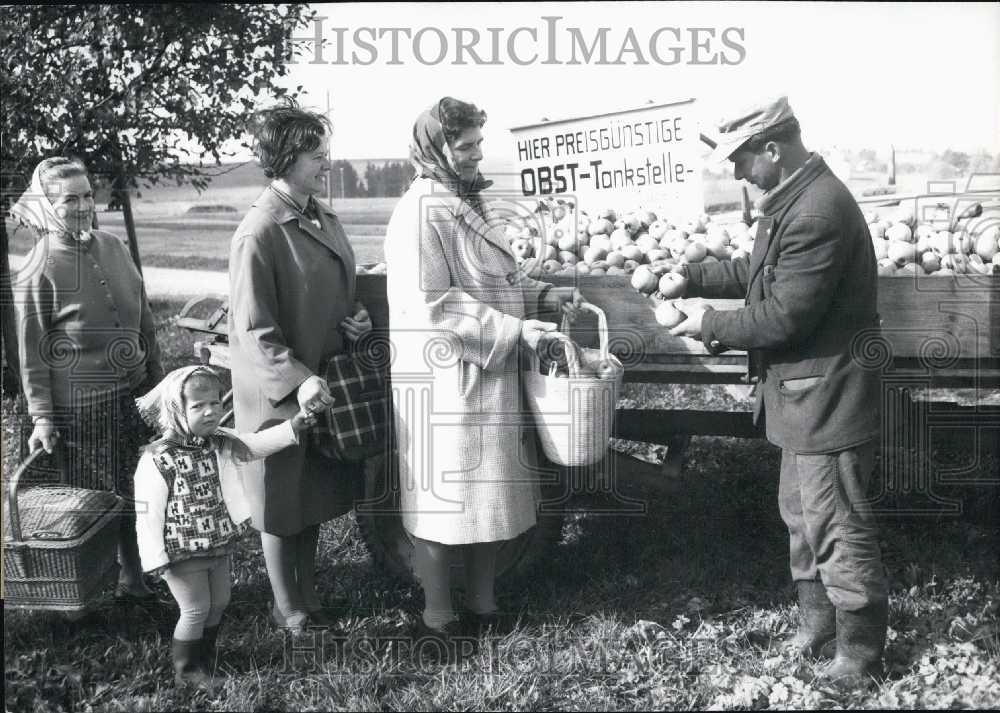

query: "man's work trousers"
xmin=778 ymin=441 xmax=888 ymax=611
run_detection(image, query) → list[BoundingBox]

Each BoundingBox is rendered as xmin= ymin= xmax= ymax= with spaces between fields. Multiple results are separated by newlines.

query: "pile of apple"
xmin=511 ymin=201 xmax=754 ymax=278
xmin=505 ymin=200 xmax=756 ymax=329
xmin=866 ymin=205 xmax=999 ymax=276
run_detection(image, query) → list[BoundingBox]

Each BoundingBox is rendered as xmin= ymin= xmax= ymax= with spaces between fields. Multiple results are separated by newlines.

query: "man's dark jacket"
xmin=687 ymin=156 xmax=881 ymax=454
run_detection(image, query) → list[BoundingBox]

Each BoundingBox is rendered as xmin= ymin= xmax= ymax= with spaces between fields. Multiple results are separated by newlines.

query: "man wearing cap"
xmin=669 ymin=96 xmax=888 ymax=687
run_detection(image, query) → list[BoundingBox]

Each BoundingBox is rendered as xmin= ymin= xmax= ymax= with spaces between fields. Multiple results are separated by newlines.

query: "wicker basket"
xmin=524 ymin=302 xmax=624 ymax=466
xmin=3 ymin=449 xmax=124 ymax=611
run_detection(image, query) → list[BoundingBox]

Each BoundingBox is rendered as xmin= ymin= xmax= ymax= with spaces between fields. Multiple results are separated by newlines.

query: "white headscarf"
xmin=136 ymin=365 xmax=225 ymax=444
xmin=8 ymin=159 xmax=90 ymax=237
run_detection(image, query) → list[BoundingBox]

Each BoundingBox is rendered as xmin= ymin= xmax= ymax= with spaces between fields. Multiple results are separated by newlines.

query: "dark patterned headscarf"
xmin=409 ymin=98 xmax=493 ymax=198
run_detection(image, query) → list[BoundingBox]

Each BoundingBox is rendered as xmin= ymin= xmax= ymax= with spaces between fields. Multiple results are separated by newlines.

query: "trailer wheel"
xmin=355 ymin=452 xmax=566 ymax=588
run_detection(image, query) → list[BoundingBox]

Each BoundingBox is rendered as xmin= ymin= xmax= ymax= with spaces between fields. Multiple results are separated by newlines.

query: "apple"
xmin=637 ymin=211 xmax=658 ymax=228
xmin=621 ymin=245 xmax=643 ymax=262
xmin=551 ymin=205 xmax=568 ymax=223
xmin=731 ymin=248 xmax=750 ymax=262
xmin=559 ymin=251 xmax=578 ymax=265
xmin=886 ymin=223 xmax=913 ymax=243
xmin=590 ymin=259 xmax=610 ymax=271
xmin=920 ymin=251 xmax=941 ymax=274
xmin=597 ymin=208 xmax=617 ymax=222
xmin=576 ymin=230 xmax=591 ymax=247
xmin=606 ymin=266 xmax=626 ymax=276
xmin=877 ymin=258 xmax=897 ymax=276
xmin=519 ymin=257 xmax=543 ymax=278
xmin=658 ymin=271 xmax=688 ymax=298
xmin=868 ymin=223 xmax=886 ymax=241
xmin=623 ymin=214 xmax=643 ymax=233
xmin=706 ymin=234 xmax=730 ymax=259
xmin=654 ymin=301 xmax=686 ymax=328
xmin=976 ymin=230 xmax=1000 ymax=261
xmin=610 ymin=228 xmax=633 ymax=251
xmin=896 ymin=262 xmax=925 ymax=277
xmin=706 ymin=224 xmax=730 ymax=243
xmin=606 ymin=251 xmax=626 ymax=268
xmin=631 ymin=265 xmax=659 ymax=294
xmin=684 ymin=242 xmax=708 ymax=263
xmin=590 ymin=235 xmax=613 ymax=254
xmin=576 ymin=262 xmax=591 ymax=274
xmin=510 ymin=239 xmax=533 ymax=260
xmin=646 ymin=248 xmax=670 ymax=263
xmin=887 ymin=240 xmax=917 ymax=265
xmin=940 ymin=253 xmax=968 ymax=274
xmin=623 ymin=259 xmax=640 ymax=274
xmin=542 ymin=259 xmax=562 ymax=273
xmin=871 ymin=238 xmax=889 ymax=260
xmin=557 ymin=234 xmax=577 ymax=252
xmin=648 ymin=263 xmax=670 ymax=277
xmin=584 ymin=246 xmax=608 ymax=264
xmin=967 ymin=254 xmax=992 ymax=275
xmin=635 ymin=234 xmax=659 ymax=254
xmin=588 ymin=218 xmax=613 ymax=236
xmin=633 ymin=231 xmax=650 ymax=247
xmin=648 ymin=220 xmax=670 ymax=240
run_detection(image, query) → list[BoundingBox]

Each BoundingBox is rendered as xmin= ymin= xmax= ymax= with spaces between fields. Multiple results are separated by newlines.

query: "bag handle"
xmin=546 ymin=335 xmax=583 ymax=378
xmin=560 ymin=301 xmax=611 ymax=361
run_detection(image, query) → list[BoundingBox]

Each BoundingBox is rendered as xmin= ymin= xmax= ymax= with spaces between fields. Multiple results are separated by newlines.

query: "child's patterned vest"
xmin=150 ymin=441 xmax=249 ymax=563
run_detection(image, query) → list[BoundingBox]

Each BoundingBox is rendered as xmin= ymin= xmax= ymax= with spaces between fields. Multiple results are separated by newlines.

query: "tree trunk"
xmin=1 ymin=217 xmax=22 ymax=396
xmin=113 ymin=177 xmax=143 ymax=275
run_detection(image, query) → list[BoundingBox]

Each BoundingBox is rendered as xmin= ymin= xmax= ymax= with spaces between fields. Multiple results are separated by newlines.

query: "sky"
xmin=255 ymin=1 xmax=1000 ymax=162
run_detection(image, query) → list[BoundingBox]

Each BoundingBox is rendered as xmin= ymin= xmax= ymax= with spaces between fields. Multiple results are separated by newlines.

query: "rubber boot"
xmin=171 ymin=638 xmax=212 ymax=689
xmin=819 ymin=600 xmax=888 ymax=689
xmin=783 ymin=580 xmax=836 ymax=658
xmin=202 ymin=623 xmax=221 ymax=676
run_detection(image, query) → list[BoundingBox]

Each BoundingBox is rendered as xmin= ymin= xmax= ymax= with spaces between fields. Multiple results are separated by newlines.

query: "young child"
xmin=134 ymin=366 xmax=318 ymax=688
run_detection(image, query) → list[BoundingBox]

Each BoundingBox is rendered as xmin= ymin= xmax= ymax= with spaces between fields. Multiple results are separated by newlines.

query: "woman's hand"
xmin=290 ymin=407 xmax=319 ymax=432
xmin=340 ymin=306 xmax=373 ymax=343
xmin=296 ymin=375 xmax=334 ymax=415
xmin=520 ymin=319 xmax=559 ymax=351
xmin=543 ymin=287 xmax=584 ymax=323
xmin=28 ymin=418 xmax=58 ymax=454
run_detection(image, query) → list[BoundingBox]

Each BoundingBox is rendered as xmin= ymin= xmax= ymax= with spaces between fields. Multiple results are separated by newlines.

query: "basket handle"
xmin=560 ymin=301 xmax=611 ymax=361
xmin=6 ymin=447 xmax=46 ymax=546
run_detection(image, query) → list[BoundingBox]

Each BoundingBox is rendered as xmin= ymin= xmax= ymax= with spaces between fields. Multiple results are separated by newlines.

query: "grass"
xmin=4 ymin=305 xmax=999 ymax=711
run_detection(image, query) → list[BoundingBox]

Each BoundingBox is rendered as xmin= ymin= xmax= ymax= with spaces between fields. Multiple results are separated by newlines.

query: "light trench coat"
xmin=384 ymin=177 xmax=555 ymax=545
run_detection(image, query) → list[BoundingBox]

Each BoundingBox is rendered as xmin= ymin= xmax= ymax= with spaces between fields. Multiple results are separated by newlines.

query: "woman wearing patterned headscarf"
xmin=10 ymin=156 xmax=163 ymax=602
xmin=383 ymin=97 xmax=583 ymax=646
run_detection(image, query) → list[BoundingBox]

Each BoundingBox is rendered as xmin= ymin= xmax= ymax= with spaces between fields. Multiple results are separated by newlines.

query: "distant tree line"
xmin=328 ymin=160 xmax=415 ymax=198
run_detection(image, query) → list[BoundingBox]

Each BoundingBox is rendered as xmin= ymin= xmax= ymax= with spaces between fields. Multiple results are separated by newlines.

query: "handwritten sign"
xmin=510 ymin=98 xmax=704 ymax=216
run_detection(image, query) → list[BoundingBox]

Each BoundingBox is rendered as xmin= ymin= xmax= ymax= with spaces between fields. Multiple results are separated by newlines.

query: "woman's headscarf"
xmin=9 ymin=160 xmax=88 ymax=237
xmin=409 ymin=98 xmax=493 ymax=198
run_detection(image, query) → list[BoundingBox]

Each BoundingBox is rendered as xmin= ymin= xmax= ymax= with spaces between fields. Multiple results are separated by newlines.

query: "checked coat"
xmin=384 ymin=177 xmax=554 ymax=545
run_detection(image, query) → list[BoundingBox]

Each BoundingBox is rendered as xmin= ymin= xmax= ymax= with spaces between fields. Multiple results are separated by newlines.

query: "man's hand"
xmin=542 ymin=287 xmax=584 ymax=323
xmin=668 ymin=299 xmax=714 ymax=341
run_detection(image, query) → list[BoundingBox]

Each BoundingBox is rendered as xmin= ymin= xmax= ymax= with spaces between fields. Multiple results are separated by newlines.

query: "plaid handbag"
xmin=312 ymin=334 xmax=391 ymax=462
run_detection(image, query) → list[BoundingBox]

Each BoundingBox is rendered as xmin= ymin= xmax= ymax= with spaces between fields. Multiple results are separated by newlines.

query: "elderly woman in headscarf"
xmin=383 ymin=97 xmax=582 ymax=641
xmin=10 ymin=156 xmax=164 ymax=601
